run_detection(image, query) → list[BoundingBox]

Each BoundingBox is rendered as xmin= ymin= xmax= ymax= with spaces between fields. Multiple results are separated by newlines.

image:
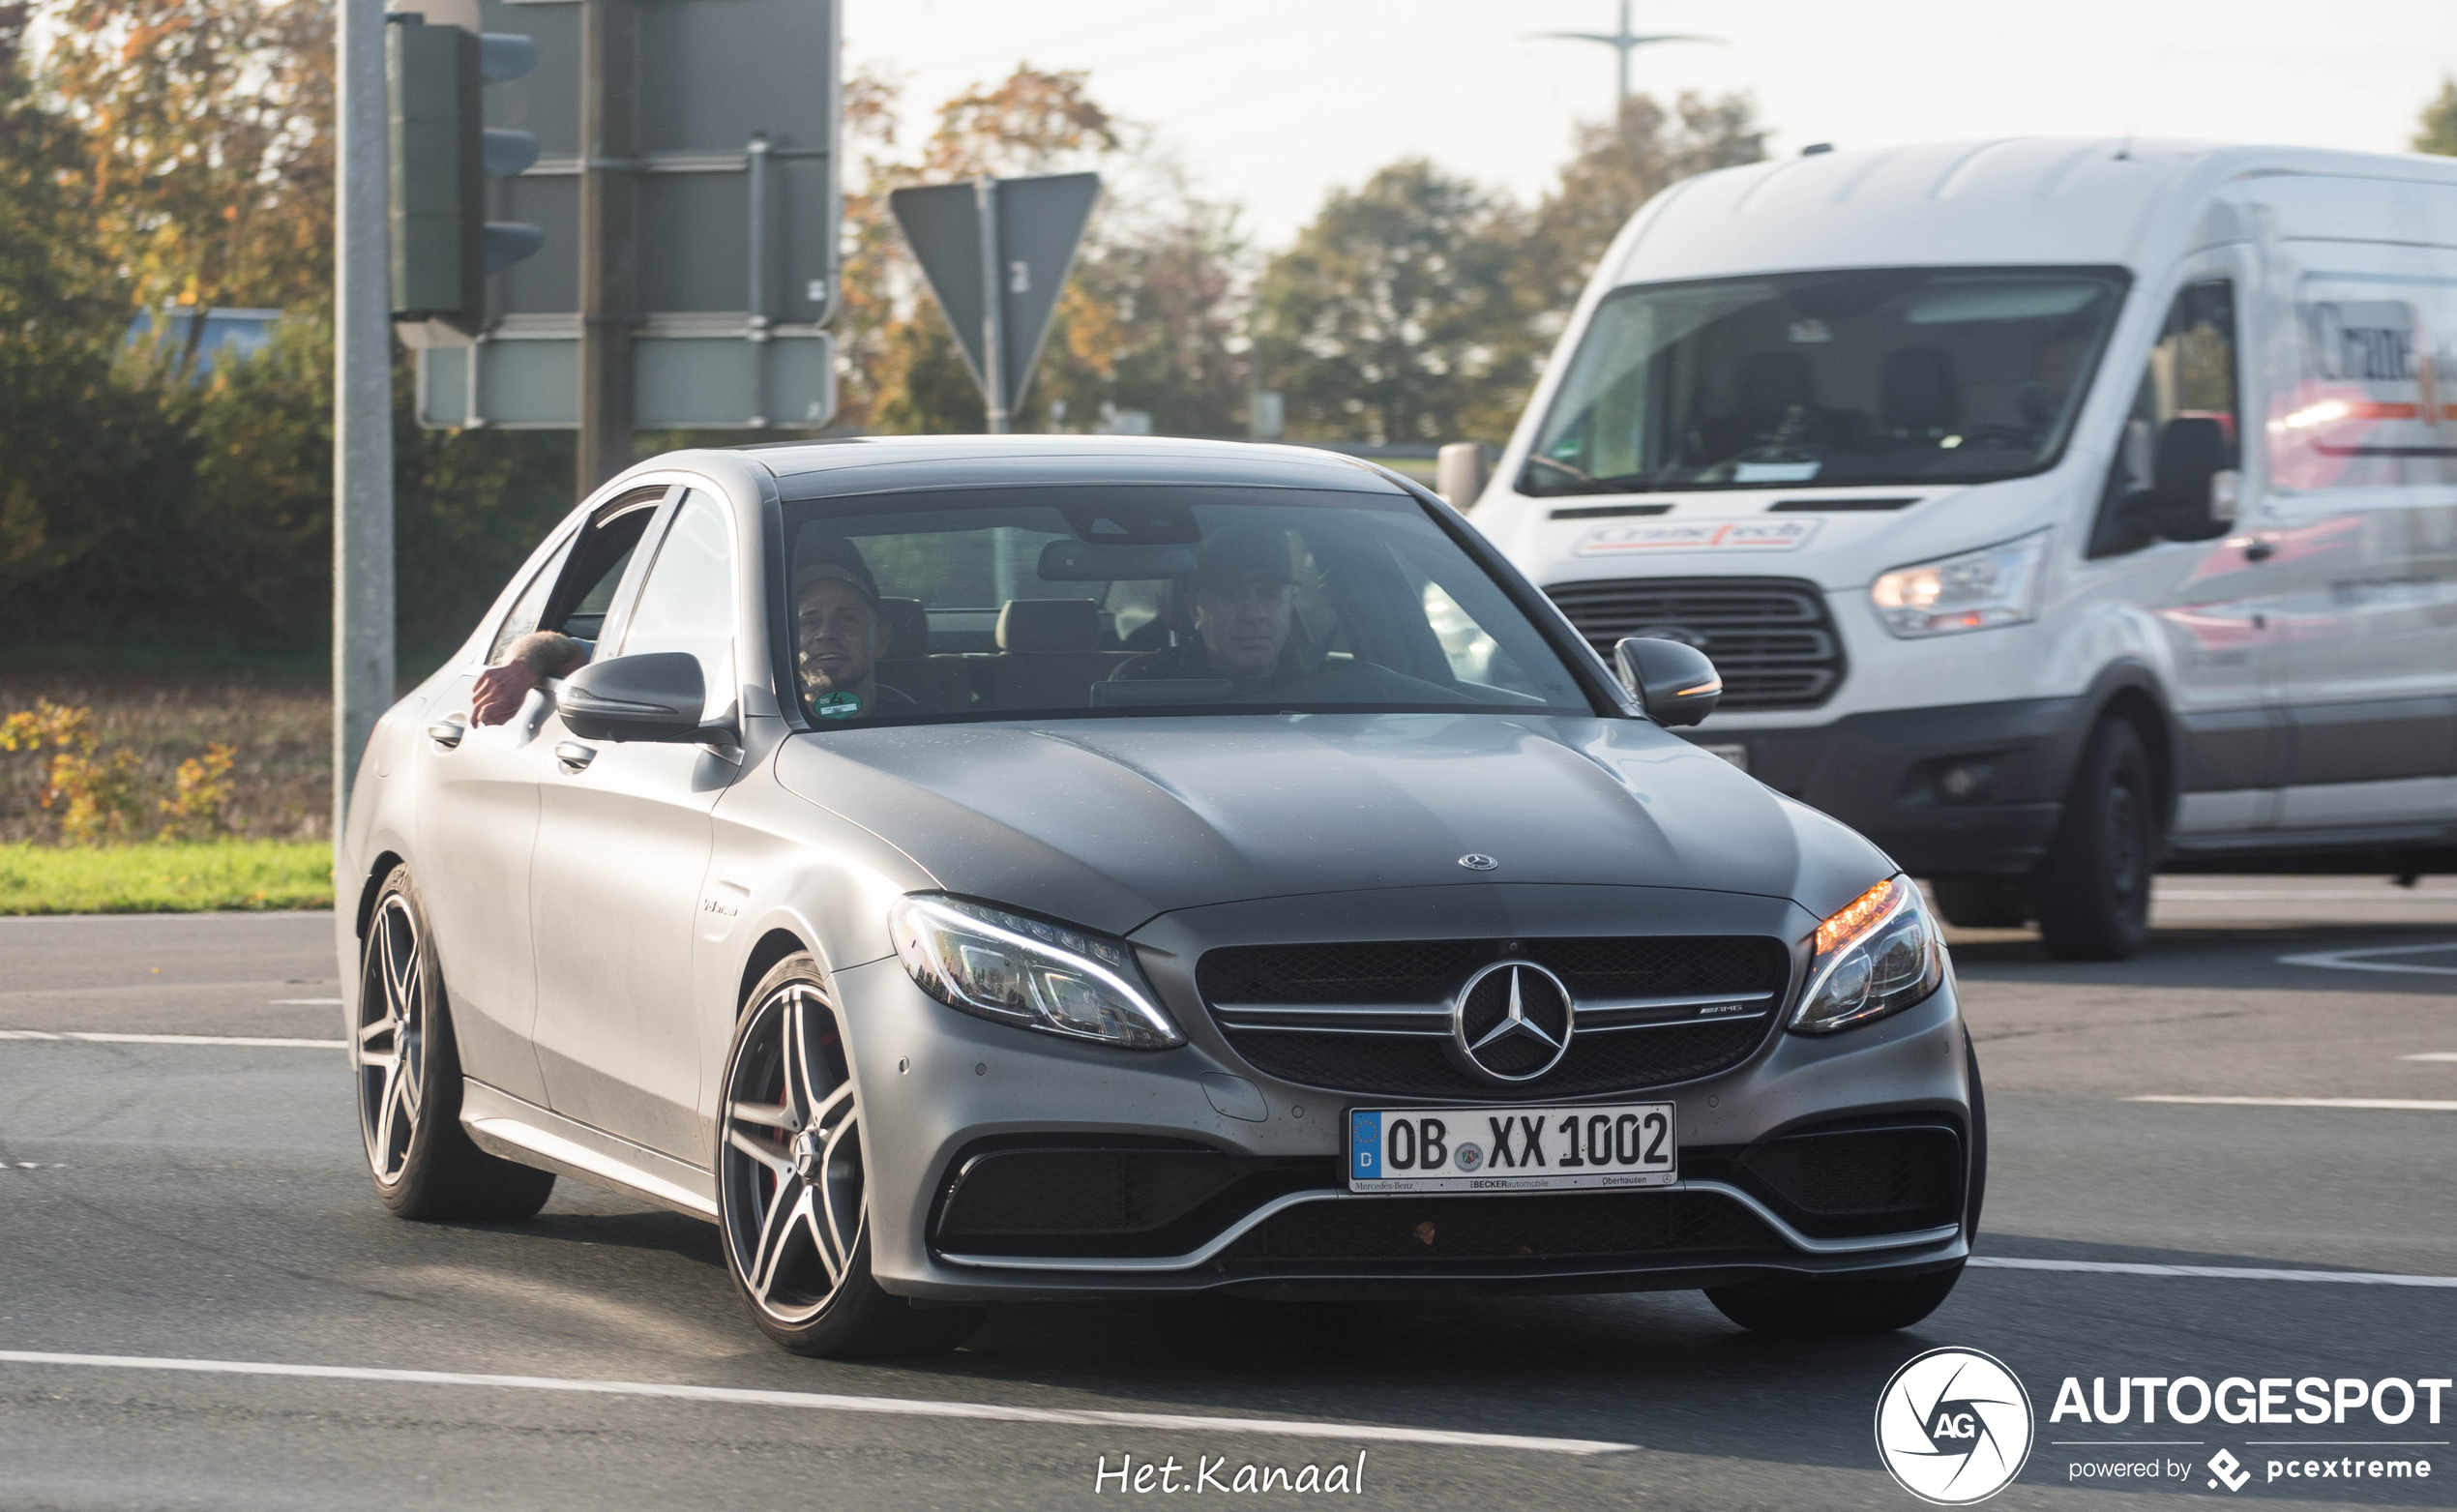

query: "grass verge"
xmin=0 ymin=840 xmax=333 ymax=915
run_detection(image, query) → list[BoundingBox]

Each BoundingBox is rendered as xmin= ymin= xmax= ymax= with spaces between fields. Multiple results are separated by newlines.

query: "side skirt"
xmin=460 ymin=1079 xmax=718 ymax=1223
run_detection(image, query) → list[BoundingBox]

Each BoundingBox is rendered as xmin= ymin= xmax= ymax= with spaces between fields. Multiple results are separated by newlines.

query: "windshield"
xmin=775 ymin=486 xmax=1596 ymax=725
xmin=1525 ymin=266 xmax=2129 ymax=495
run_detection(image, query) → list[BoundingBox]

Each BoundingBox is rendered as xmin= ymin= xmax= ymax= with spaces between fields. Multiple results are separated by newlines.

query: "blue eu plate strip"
xmin=1349 ymin=1111 xmax=1380 ymax=1180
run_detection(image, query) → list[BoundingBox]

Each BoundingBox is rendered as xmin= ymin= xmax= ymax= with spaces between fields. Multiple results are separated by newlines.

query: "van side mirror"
xmin=2134 ymin=416 xmax=2237 ymax=541
xmin=557 ymin=651 xmax=711 ymax=742
xmin=1613 ymin=637 xmax=1722 ymax=727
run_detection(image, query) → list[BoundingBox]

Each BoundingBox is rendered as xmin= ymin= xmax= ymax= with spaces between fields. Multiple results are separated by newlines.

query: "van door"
xmin=2079 ymin=250 xmax=2292 ymax=837
xmin=2260 ymin=240 xmax=2457 ymax=831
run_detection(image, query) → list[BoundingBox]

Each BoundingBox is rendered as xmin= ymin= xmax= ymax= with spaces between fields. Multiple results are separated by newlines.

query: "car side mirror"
xmin=1613 ymin=637 xmax=1722 ymax=727
xmin=557 ymin=651 xmax=712 ymax=742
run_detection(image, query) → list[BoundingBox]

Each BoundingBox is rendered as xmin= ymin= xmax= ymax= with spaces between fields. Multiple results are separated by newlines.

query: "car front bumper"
xmin=836 ymin=948 xmax=1977 ymax=1303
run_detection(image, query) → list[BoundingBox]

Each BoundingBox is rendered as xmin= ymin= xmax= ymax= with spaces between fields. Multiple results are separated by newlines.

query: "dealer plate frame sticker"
xmin=1574 ymin=519 xmax=1822 ymax=555
xmin=1347 ymin=1102 xmax=1675 ymax=1193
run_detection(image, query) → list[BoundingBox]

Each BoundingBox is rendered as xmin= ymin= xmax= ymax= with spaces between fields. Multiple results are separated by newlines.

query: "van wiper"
xmin=1522 ymin=457 xmax=1673 ymax=495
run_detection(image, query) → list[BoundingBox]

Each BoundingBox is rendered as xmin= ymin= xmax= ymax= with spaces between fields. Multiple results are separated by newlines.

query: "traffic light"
xmin=386 ymin=13 xmax=542 ymax=338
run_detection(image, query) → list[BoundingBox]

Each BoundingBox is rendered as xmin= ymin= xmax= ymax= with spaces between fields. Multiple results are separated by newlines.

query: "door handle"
xmin=553 ymin=740 xmax=598 ymax=773
xmin=2243 ymin=539 xmax=2275 ymax=563
xmin=426 ymin=719 xmax=466 ymax=749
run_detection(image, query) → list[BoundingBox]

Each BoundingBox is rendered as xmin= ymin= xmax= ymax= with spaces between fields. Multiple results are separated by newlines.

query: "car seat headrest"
xmin=996 ymin=598 xmax=1101 ymax=654
xmin=875 ymin=596 xmax=930 ymax=662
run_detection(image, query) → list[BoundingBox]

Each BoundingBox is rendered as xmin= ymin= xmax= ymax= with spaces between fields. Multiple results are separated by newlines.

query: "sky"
xmin=843 ymin=0 xmax=2457 ymax=250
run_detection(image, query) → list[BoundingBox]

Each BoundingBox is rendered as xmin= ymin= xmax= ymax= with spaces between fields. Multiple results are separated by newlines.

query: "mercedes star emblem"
xmin=1457 ymin=853 xmax=1498 ymax=871
xmin=1449 ymin=960 xmax=1575 ymax=1083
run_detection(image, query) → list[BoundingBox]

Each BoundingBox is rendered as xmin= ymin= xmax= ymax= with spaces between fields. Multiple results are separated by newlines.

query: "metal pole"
xmin=975 ymin=175 xmax=1007 ymax=434
xmin=334 ymin=0 xmax=396 ymax=841
xmin=577 ymin=0 xmax=636 ymax=494
xmin=1617 ymin=0 xmax=1632 ymax=104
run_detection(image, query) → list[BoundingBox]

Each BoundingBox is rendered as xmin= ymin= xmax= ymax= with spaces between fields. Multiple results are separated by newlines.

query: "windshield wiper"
xmin=1522 ymin=456 xmax=1674 ymax=495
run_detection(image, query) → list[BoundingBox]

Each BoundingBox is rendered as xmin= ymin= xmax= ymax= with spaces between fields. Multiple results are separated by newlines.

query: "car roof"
xmin=730 ymin=433 xmax=1410 ymax=502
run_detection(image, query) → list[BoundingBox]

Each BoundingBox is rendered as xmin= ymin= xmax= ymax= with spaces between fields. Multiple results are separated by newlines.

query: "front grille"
xmin=1199 ymin=936 xmax=1790 ymax=1101
xmin=1542 ymin=576 xmax=1845 ymax=710
xmin=1222 ymin=1189 xmax=1783 ymax=1264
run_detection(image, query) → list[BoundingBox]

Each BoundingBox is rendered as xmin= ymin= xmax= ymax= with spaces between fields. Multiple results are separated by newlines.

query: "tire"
xmin=355 ymin=866 xmax=556 ymax=1221
xmin=1704 ymin=1262 xmax=1965 ymax=1336
xmin=1930 ymin=875 xmax=2029 ymax=929
xmin=2030 ymin=718 xmax=2159 ymax=961
xmin=718 ymin=953 xmax=982 ymax=1358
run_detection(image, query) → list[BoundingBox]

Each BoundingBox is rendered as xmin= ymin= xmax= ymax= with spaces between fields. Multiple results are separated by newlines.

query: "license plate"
xmin=1347 ymin=1103 xmax=1675 ymax=1193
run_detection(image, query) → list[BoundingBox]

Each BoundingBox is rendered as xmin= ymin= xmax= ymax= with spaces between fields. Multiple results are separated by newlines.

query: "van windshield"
xmin=1524 ymin=266 xmax=2129 ymax=495
xmin=775 ymin=486 xmax=1598 ymax=726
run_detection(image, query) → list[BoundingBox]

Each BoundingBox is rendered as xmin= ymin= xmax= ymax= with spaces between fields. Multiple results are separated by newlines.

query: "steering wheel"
xmin=1952 ymin=424 xmax=2036 ymax=450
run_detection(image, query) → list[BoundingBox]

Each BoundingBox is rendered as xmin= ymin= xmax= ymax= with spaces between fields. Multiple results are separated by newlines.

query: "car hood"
xmin=771 ymin=713 xmax=1890 ymax=938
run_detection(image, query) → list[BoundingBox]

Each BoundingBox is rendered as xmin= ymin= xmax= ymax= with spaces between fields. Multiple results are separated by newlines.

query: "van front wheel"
xmin=2031 ymin=719 xmax=2159 ymax=961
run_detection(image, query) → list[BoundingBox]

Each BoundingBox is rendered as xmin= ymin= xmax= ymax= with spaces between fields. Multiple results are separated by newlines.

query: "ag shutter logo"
xmin=1875 ymin=1348 xmax=2036 ymax=1504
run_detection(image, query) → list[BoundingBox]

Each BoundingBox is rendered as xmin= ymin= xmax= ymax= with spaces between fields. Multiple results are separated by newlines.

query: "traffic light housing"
xmin=386 ymin=14 xmax=541 ymax=338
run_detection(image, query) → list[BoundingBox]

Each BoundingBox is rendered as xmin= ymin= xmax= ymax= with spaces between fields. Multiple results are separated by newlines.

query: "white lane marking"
xmin=0 ymin=1030 xmax=344 ymax=1049
xmin=2157 ymin=890 xmax=2457 ymax=902
xmin=270 ymin=998 xmax=343 ymax=1006
xmin=2277 ymin=941 xmax=2457 ymax=977
xmin=1972 ymin=1257 xmax=2457 ymax=1288
xmin=0 ymin=1351 xmax=1637 ymax=1455
xmin=2403 ymin=1052 xmax=2457 ymax=1062
xmin=2124 ymin=1095 xmax=2457 ymax=1112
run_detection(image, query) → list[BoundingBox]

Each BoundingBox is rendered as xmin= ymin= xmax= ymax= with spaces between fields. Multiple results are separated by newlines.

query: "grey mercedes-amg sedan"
xmin=337 ymin=435 xmax=1982 ymax=1357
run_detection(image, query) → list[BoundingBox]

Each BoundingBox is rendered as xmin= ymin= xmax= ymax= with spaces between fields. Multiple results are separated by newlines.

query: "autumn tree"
xmin=1519 ymin=91 xmax=1765 ymax=329
xmin=2418 ymin=78 xmax=2457 ymax=156
xmin=38 ymin=0 xmax=333 ymax=346
xmin=1252 ymin=159 xmax=1528 ymax=445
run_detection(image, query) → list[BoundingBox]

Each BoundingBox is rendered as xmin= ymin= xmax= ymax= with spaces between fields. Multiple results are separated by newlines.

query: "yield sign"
xmin=889 ymin=171 xmax=1101 ymax=430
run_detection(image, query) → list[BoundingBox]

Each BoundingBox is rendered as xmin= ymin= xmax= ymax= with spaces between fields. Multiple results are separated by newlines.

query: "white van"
xmin=1477 ymin=138 xmax=2457 ymax=959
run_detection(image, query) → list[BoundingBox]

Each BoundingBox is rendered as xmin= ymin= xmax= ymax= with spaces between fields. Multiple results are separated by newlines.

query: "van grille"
xmin=1542 ymin=577 xmax=1845 ymax=711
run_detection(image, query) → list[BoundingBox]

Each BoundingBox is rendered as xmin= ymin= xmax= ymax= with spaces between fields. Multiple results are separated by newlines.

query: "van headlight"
xmin=1791 ymin=875 xmax=1945 ymax=1034
xmin=1870 ymin=529 xmax=2049 ymax=637
xmin=888 ymin=895 xmax=1183 ymax=1050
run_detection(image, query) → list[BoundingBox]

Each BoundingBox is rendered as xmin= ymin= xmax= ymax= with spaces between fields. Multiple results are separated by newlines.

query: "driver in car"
xmin=468 ymin=535 xmax=914 ymax=726
xmin=1113 ymin=526 xmax=1315 ymax=688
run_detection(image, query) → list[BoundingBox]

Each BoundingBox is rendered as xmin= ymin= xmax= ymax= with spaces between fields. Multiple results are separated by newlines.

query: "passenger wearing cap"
xmin=792 ymin=544 xmax=918 ymax=721
xmin=468 ymin=533 xmax=916 ymax=728
xmin=1114 ymin=525 xmax=1312 ymax=687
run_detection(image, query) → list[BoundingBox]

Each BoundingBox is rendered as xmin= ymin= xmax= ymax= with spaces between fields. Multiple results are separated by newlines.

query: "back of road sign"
xmin=411 ymin=0 xmax=840 ymax=431
xmin=891 ymin=172 xmax=1101 ymax=423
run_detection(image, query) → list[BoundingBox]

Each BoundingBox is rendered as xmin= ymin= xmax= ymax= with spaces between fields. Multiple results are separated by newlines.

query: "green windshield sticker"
xmin=814 ymin=690 xmax=864 ymax=721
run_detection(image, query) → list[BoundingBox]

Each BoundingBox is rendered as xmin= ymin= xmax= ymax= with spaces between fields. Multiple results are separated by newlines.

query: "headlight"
xmin=1870 ymin=529 xmax=2049 ymax=637
xmin=888 ymin=895 xmax=1183 ymax=1050
xmin=1791 ymin=875 xmax=1945 ymax=1034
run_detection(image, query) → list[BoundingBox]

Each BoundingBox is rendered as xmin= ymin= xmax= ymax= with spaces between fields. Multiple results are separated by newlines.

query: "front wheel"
xmin=2030 ymin=718 xmax=2160 ymax=961
xmin=718 ymin=954 xmax=981 ymax=1357
xmin=1704 ymin=1262 xmax=1965 ymax=1336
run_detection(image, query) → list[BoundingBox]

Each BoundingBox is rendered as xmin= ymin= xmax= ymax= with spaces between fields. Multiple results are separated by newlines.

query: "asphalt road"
xmin=2 ymin=877 xmax=2452 ymax=1511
